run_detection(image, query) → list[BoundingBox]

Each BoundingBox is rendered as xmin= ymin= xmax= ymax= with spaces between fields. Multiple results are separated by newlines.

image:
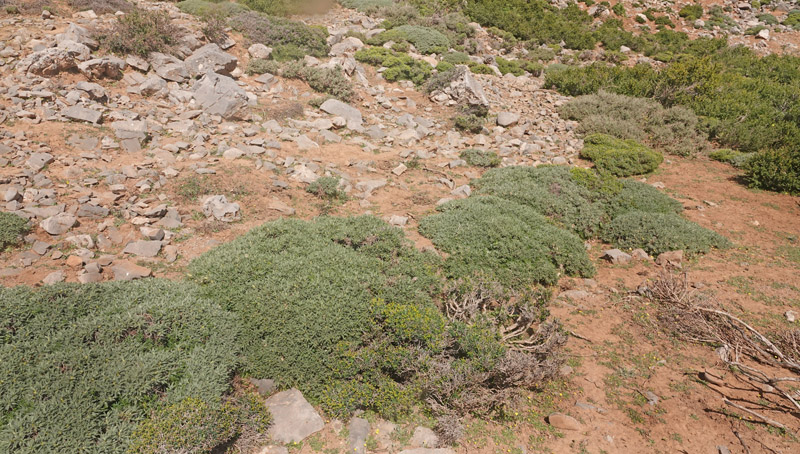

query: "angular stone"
xmin=112 ymin=261 xmax=152 ymax=281
xmin=602 ymin=249 xmax=632 ymax=265
xmin=27 ymin=152 xmax=54 ymax=171
xmin=78 ymin=56 xmax=126 ymax=79
xmin=656 ymin=250 xmax=683 ymax=267
xmin=410 ymin=427 xmax=439 ymax=448
xmin=150 ymin=52 xmax=188 ymax=82
xmin=497 ymin=111 xmax=520 ymax=127
xmin=320 ymin=99 xmax=363 ymax=131
xmin=76 ymin=204 xmax=109 ymax=219
xmin=248 ymin=43 xmax=273 ymax=59
xmin=348 ymin=417 xmax=370 ymax=454
xmin=203 ymin=195 xmax=240 ymax=222
xmin=40 ymin=213 xmax=77 ymax=235
xmin=330 ymin=37 xmax=364 ymax=56
xmin=185 ymin=43 xmax=238 ymax=77
xmin=547 ymin=412 xmax=582 ymax=431
xmin=192 ymin=72 xmax=249 ymax=119
xmin=398 ymin=449 xmax=454 ymax=454
xmin=123 ymin=240 xmax=162 ymax=258
xmin=265 ymin=389 xmax=324 ymax=444
xmin=63 ymin=105 xmax=102 ymax=124
xmin=42 ymin=270 xmax=65 ymax=285
xmin=268 ymin=198 xmax=295 ymax=215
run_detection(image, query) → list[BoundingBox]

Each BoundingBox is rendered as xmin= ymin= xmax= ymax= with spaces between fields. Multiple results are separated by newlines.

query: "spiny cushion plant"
xmin=368 ymin=25 xmax=450 ymax=54
xmin=96 ymin=8 xmax=182 ymax=57
xmin=471 ymin=166 xmax=727 ymax=254
xmin=460 ymin=148 xmax=501 ymax=167
xmin=580 ymin=133 xmax=663 ymax=177
xmin=355 ymin=47 xmax=432 ymax=84
xmin=0 ymin=211 xmax=29 ymax=251
xmin=602 ymin=211 xmax=731 ymax=255
xmin=188 ymin=216 xmax=442 ymax=402
xmin=418 ymin=196 xmax=595 ymax=287
xmin=229 ymin=11 xmax=329 ymax=58
xmin=0 ymin=280 xmax=243 ymax=454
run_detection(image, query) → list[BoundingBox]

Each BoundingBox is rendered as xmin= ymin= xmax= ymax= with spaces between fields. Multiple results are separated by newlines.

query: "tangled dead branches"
xmin=645 ymin=272 xmax=800 ymax=433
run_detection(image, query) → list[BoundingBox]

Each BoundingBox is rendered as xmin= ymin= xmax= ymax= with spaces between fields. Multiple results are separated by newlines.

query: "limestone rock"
xmin=602 ymin=249 xmax=632 ymax=265
xmin=203 ymin=195 xmax=240 ymax=222
xmin=41 ymin=213 xmax=77 ymax=235
xmin=265 ymin=389 xmax=324 ymax=444
xmin=112 ymin=261 xmax=153 ymax=281
xmin=185 ymin=43 xmax=238 ymax=77
xmin=192 ymin=72 xmax=249 ymax=119
xmin=546 ymin=412 xmax=582 ymax=431
xmin=320 ymin=99 xmax=363 ymax=131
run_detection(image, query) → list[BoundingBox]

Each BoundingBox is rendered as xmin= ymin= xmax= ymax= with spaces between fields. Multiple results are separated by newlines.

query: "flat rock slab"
xmin=123 ymin=240 xmax=163 ymax=258
xmin=112 ymin=261 xmax=152 ymax=281
xmin=348 ymin=417 xmax=370 ymax=454
xmin=399 ymin=449 xmax=455 ymax=454
xmin=63 ymin=105 xmax=102 ymax=124
xmin=320 ymin=99 xmax=363 ymax=131
xmin=265 ymin=389 xmax=324 ymax=444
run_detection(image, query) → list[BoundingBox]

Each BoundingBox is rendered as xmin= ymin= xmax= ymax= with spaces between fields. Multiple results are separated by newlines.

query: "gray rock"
xmin=76 ymin=204 xmax=109 ymax=219
xmin=27 ymin=152 xmax=54 ymax=171
xmin=265 ymin=389 xmax=324 ymax=444
xmin=546 ymin=412 xmax=582 ymax=431
xmin=409 ymin=426 xmax=439 ymax=448
xmin=248 ymin=43 xmax=273 ymax=59
xmin=398 ymin=450 xmax=455 ymax=454
xmin=42 ymin=270 xmax=65 ymax=285
xmin=348 ymin=417 xmax=370 ymax=454
xmin=437 ymin=66 xmax=489 ymax=107
xmin=655 ymin=250 xmax=683 ymax=267
xmin=19 ymin=47 xmax=82 ymax=75
xmin=63 ymin=105 xmax=102 ymax=124
xmin=150 ymin=52 xmax=188 ymax=82
xmin=136 ymin=76 xmax=167 ymax=97
xmin=295 ymin=135 xmax=319 ymax=151
xmin=631 ymin=248 xmax=649 ymax=260
xmin=497 ymin=111 xmax=520 ymax=127
xmin=786 ymin=310 xmax=797 ymax=323
xmin=76 ymin=81 xmax=107 ymax=100
xmin=203 ymin=195 xmax=240 ymax=222
xmin=112 ymin=261 xmax=152 ymax=281
xmin=330 ymin=37 xmax=365 ymax=56
xmin=40 ymin=213 xmax=77 ymax=235
xmin=123 ymin=240 xmax=162 ymax=258
xmin=320 ymin=99 xmax=363 ymax=131
xmin=111 ymin=120 xmax=148 ymax=140
xmin=192 ymin=72 xmax=249 ymax=119
xmin=185 ymin=43 xmax=238 ymax=77
xmin=717 ymin=446 xmax=731 ymax=454
xmin=78 ymin=56 xmax=126 ymax=79
xmin=602 ymin=249 xmax=632 ymax=265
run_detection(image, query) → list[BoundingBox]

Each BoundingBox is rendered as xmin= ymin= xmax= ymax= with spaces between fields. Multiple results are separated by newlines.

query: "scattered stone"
xmin=347 ymin=417 xmax=370 ymax=454
xmin=256 ymin=447 xmax=288 ymax=454
xmin=559 ymin=289 xmax=590 ymax=301
xmin=655 ymin=250 xmax=683 ymax=267
xmin=602 ymin=249 xmax=631 ymax=265
xmin=185 ymin=43 xmax=238 ymax=77
xmin=78 ymin=56 xmax=126 ymax=79
xmin=150 ymin=52 xmax=188 ymax=82
xmin=398 ymin=449 xmax=454 ymax=454
xmin=248 ymin=44 xmax=273 ymax=59
xmin=631 ymin=248 xmax=649 ymax=260
xmin=203 ymin=195 xmax=241 ymax=222
xmin=320 ymin=99 xmax=363 ymax=131
xmin=193 ymin=72 xmax=249 ymax=119
xmin=63 ymin=105 xmax=102 ymax=124
xmin=268 ymin=198 xmax=295 ymax=215
xmin=546 ymin=413 xmax=582 ymax=431
xmin=40 ymin=213 xmax=77 ymax=235
xmin=26 ymin=152 xmax=54 ymax=171
xmin=112 ymin=261 xmax=153 ymax=281
xmin=717 ymin=446 xmax=731 ymax=454
xmin=42 ymin=270 xmax=65 ymax=285
xmin=497 ymin=111 xmax=520 ymax=127
xmin=786 ymin=310 xmax=797 ymax=323
xmin=123 ymin=240 xmax=162 ymax=258
xmin=265 ymin=389 xmax=324 ymax=444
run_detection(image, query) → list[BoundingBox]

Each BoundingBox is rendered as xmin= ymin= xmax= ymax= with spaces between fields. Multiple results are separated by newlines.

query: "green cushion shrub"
xmin=678 ymin=4 xmax=703 ymax=21
xmin=369 ymin=25 xmax=450 ymax=54
xmin=177 ymin=0 xmax=249 ymax=17
xmin=460 ymin=148 xmax=501 ymax=167
xmin=605 ymin=180 xmax=683 ymax=219
xmin=0 ymin=280 xmax=242 ymax=453
xmin=602 ymin=211 xmax=731 ymax=255
xmin=307 ymin=176 xmax=347 ymax=200
xmin=96 ymin=8 xmax=181 ymax=57
xmin=495 ymin=57 xmax=524 ymax=76
xmin=745 ymin=148 xmax=800 ymax=195
xmin=580 ymin=133 xmax=663 ymax=177
xmin=355 ymin=47 xmax=433 ymax=84
xmin=709 ymin=148 xmax=752 ymax=168
xmin=241 ymin=0 xmax=332 ymax=16
xmin=0 ymin=212 xmax=29 ymax=251
xmin=418 ymin=196 xmax=595 ymax=287
xmin=339 ymin=0 xmax=393 ymax=11
xmin=230 ymin=11 xmax=329 ymax=58
xmin=188 ymin=216 xmax=441 ymax=401
xmin=454 ymin=114 xmax=485 ymax=133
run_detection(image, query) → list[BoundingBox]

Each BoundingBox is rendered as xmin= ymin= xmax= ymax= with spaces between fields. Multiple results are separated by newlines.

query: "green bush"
xmin=355 ymin=47 xmax=433 ymax=84
xmin=580 ymin=134 xmax=663 ymax=177
xmin=757 ymin=13 xmax=778 ymax=25
xmin=96 ymin=8 xmax=181 ymax=57
xmin=454 ymin=114 xmax=485 ymax=133
xmin=300 ymin=66 xmax=355 ymax=101
xmin=745 ymin=148 xmax=800 ymax=194
xmin=678 ymin=4 xmax=703 ymax=21
xmin=424 ymin=66 xmax=461 ymax=93
xmin=69 ymin=0 xmax=132 ymax=14
xmin=468 ymin=63 xmax=495 ymax=74
xmin=604 ymin=180 xmax=683 ymax=219
xmin=709 ymin=148 xmax=751 ymax=168
xmin=560 ymin=90 xmax=707 ymax=156
xmin=602 ymin=211 xmax=730 ymax=255
xmin=460 ymin=148 xmax=501 ymax=167
xmin=0 ymin=212 xmax=29 ymax=251
xmin=230 ymin=11 xmax=329 ymax=58
xmin=129 ymin=392 xmax=271 ymax=454
xmin=307 ymin=176 xmax=347 ymax=200
xmin=495 ymin=57 xmax=524 ymax=76
xmin=419 ymin=196 xmax=595 ymax=287
xmin=241 ymin=0 xmax=333 ymax=16
xmin=783 ymin=12 xmax=800 ymax=27
xmin=611 ymin=3 xmax=625 ymax=17
xmin=0 ymin=280 xmax=242 ymax=453
xmin=339 ymin=0 xmax=393 ymax=11
xmin=369 ymin=25 xmax=450 ymax=54
xmin=188 ymin=216 xmax=441 ymax=401
xmin=177 ymin=0 xmax=249 ymax=17
xmin=246 ymin=58 xmax=281 ymax=75
xmin=271 ymin=43 xmax=307 ymax=61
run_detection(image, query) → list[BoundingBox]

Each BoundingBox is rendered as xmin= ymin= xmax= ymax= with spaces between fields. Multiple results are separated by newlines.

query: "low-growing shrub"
xmin=757 ymin=13 xmax=778 ymax=25
xmin=709 ymin=148 xmax=751 ymax=168
xmin=678 ymin=4 xmax=703 ymax=21
xmin=246 ymin=58 xmax=281 ymax=75
xmin=424 ymin=66 xmax=461 ymax=93
xmin=271 ymin=43 xmax=307 ymax=61
xmin=454 ymin=114 xmax=484 ymax=133
xmin=602 ymin=211 xmax=730 ymax=255
xmin=230 ymin=11 xmax=329 ymax=58
xmin=241 ymin=0 xmax=333 ymax=16
xmin=468 ymin=63 xmax=495 ymax=74
xmin=355 ymin=47 xmax=432 ymax=84
xmin=339 ymin=0 xmax=393 ymax=12
xmin=419 ymin=196 xmax=595 ymax=287
xmin=604 ymin=180 xmax=683 ymax=219
xmin=177 ymin=0 xmax=249 ymax=17
xmin=495 ymin=57 xmax=524 ymax=76
xmin=611 ymin=3 xmax=625 ymax=17
xmin=307 ymin=176 xmax=347 ymax=201
xmin=69 ymin=0 xmax=131 ymax=14
xmin=300 ymin=66 xmax=355 ymax=101
xmin=745 ymin=148 xmax=800 ymax=195
xmin=0 ymin=212 xmax=29 ymax=251
xmin=188 ymin=216 xmax=442 ymax=402
xmin=460 ymin=148 xmax=501 ymax=167
xmin=369 ymin=25 xmax=450 ymax=54
xmin=0 ymin=280 xmax=242 ymax=453
xmin=580 ymin=134 xmax=663 ymax=177
xmin=96 ymin=8 xmax=182 ymax=57
xmin=560 ymin=90 xmax=707 ymax=156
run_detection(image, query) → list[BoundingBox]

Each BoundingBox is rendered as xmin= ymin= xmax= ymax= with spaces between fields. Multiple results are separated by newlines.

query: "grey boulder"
xmin=320 ymin=98 xmax=363 ymax=131
xmin=202 ymin=195 xmax=240 ymax=222
xmin=193 ymin=72 xmax=249 ymax=119
xmin=41 ymin=213 xmax=77 ymax=235
xmin=265 ymin=389 xmax=324 ymax=444
xmin=185 ymin=43 xmax=238 ymax=77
